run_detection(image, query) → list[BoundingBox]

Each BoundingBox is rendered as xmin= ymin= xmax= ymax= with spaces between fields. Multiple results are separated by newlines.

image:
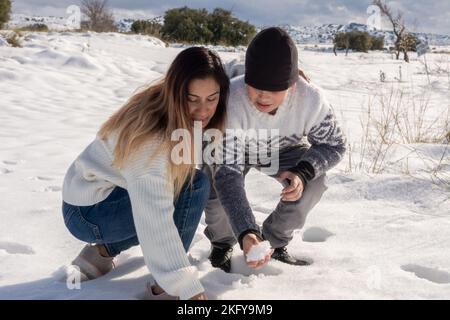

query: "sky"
xmin=11 ymin=0 xmax=450 ymax=35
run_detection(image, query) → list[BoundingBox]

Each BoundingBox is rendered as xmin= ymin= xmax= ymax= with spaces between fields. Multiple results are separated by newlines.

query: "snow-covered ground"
xmin=0 ymin=31 xmax=449 ymax=300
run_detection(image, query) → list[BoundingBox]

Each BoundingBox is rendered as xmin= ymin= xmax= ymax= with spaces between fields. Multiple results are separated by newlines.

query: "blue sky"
xmin=12 ymin=0 xmax=450 ymax=35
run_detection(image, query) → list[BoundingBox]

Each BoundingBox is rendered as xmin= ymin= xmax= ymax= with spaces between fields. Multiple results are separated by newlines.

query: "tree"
xmin=0 ymin=0 xmax=11 ymax=29
xmin=221 ymin=18 xmax=256 ymax=46
xmin=349 ymin=31 xmax=372 ymax=52
xmin=334 ymin=32 xmax=350 ymax=55
xmin=207 ymin=8 xmax=255 ymax=46
xmin=162 ymin=7 xmax=255 ymax=46
xmin=162 ymin=7 xmax=212 ymax=43
xmin=131 ymin=20 xmax=162 ymax=37
xmin=333 ymin=31 xmax=384 ymax=54
xmin=207 ymin=8 xmax=231 ymax=44
xmin=370 ymin=36 xmax=385 ymax=50
xmin=372 ymin=0 xmax=410 ymax=62
xmin=80 ymin=0 xmax=117 ymax=32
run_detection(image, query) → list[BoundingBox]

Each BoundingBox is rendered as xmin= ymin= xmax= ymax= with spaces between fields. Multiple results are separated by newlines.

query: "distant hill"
xmin=8 ymin=14 xmax=450 ymax=46
xmin=276 ymin=22 xmax=450 ymax=46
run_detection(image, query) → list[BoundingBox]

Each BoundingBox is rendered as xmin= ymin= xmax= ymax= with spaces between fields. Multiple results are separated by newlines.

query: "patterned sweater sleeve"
xmin=211 ymin=131 xmax=261 ymax=246
xmin=289 ymin=107 xmax=347 ymax=183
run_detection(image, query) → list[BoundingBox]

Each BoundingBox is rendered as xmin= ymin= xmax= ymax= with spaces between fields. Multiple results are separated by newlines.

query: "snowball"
xmin=246 ymin=241 xmax=272 ymax=262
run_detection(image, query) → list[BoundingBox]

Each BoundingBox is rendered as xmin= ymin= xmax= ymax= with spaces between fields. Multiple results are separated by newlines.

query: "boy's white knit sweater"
xmin=213 ymin=75 xmax=347 ymax=240
xmin=62 ymin=132 xmax=204 ymax=300
xmin=222 ymin=75 xmax=337 ymax=173
xmin=227 ymin=75 xmax=329 ymax=140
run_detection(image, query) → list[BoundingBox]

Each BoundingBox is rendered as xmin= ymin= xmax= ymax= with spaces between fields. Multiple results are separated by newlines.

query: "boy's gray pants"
xmin=203 ymin=145 xmax=328 ymax=249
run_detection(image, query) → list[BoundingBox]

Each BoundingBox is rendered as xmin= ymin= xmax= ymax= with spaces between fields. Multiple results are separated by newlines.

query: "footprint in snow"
xmin=0 ymin=168 xmax=12 ymax=174
xmin=401 ymin=264 xmax=450 ymax=284
xmin=30 ymin=207 xmax=52 ymax=215
xmin=2 ymin=160 xmax=18 ymax=165
xmin=302 ymin=227 xmax=335 ymax=243
xmin=29 ymin=176 xmax=54 ymax=181
xmin=44 ymin=186 xmax=62 ymax=192
xmin=0 ymin=241 xmax=35 ymax=255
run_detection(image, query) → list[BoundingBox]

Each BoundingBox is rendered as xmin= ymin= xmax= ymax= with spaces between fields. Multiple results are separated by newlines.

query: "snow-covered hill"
xmin=276 ymin=22 xmax=450 ymax=46
xmin=8 ymin=14 xmax=450 ymax=46
xmin=7 ymin=13 xmax=164 ymax=33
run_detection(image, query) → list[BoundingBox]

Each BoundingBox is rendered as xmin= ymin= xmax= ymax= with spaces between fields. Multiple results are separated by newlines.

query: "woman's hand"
xmin=190 ymin=292 xmax=208 ymax=300
xmin=243 ymin=233 xmax=272 ymax=269
xmin=277 ymin=171 xmax=304 ymax=202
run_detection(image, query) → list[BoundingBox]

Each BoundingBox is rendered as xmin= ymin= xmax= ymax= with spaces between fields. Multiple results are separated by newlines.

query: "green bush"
xmin=350 ymin=32 xmax=372 ymax=52
xmin=334 ymin=31 xmax=385 ymax=52
xmin=222 ymin=19 xmax=255 ymax=47
xmin=20 ymin=23 xmax=49 ymax=32
xmin=207 ymin=8 xmax=231 ymax=44
xmin=162 ymin=7 xmax=256 ymax=46
xmin=162 ymin=7 xmax=212 ymax=43
xmin=207 ymin=8 xmax=256 ymax=46
xmin=370 ymin=36 xmax=385 ymax=50
xmin=0 ymin=0 xmax=11 ymax=29
xmin=131 ymin=20 xmax=162 ymax=37
xmin=334 ymin=32 xmax=350 ymax=50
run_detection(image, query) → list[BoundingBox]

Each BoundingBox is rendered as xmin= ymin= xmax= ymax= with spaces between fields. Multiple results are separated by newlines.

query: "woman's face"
xmin=187 ymin=77 xmax=220 ymax=128
xmin=246 ymin=85 xmax=290 ymax=115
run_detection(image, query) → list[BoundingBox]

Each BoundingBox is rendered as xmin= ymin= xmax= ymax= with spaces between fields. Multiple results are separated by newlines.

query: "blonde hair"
xmin=98 ymin=47 xmax=229 ymax=198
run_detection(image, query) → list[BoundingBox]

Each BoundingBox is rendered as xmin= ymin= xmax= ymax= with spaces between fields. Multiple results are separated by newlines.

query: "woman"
xmin=61 ymin=47 xmax=229 ymax=300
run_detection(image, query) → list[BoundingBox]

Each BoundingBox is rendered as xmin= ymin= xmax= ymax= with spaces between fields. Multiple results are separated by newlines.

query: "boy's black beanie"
xmin=245 ymin=27 xmax=299 ymax=91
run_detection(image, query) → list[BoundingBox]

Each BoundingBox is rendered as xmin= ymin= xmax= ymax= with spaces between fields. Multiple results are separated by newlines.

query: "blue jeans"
xmin=62 ymin=169 xmax=210 ymax=257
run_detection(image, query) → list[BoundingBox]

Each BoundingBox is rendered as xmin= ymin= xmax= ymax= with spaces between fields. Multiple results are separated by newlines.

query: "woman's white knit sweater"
xmin=62 ymin=132 xmax=204 ymax=300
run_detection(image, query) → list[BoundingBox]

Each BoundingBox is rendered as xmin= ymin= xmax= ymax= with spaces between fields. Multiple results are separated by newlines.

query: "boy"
xmin=204 ymin=27 xmax=346 ymax=272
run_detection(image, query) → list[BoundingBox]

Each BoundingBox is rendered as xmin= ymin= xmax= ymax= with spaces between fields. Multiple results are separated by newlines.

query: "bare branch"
xmin=80 ymin=0 xmax=116 ymax=32
xmin=372 ymin=0 xmax=410 ymax=62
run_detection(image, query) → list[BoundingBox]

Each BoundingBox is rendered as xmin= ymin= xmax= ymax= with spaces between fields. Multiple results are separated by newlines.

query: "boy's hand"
xmin=243 ymin=233 xmax=272 ymax=269
xmin=277 ymin=171 xmax=304 ymax=202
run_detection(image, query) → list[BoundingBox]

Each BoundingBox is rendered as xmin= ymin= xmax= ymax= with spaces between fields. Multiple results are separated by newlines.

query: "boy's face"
xmin=246 ymin=85 xmax=290 ymax=115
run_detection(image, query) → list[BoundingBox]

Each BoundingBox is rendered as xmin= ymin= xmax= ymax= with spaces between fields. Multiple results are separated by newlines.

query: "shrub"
xmin=334 ymin=31 xmax=385 ymax=53
xmin=80 ymin=0 xmax=117 ymax=32
xmin=162 ymin=7 xmax=256 ymax=46
xmin=20 ymin=23 xmax=49 ymax=32
xmin=131 ymin=19 xmax=162 ymax=37
xmin=1 ymin=30 xmax=22 ymax=47
xmin=0 ymin=0 xmax=11 ymax=29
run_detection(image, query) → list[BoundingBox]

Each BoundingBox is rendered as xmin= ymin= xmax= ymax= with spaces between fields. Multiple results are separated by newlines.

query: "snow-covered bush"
xmin=0 ymin=30 xmax=21 ymax=47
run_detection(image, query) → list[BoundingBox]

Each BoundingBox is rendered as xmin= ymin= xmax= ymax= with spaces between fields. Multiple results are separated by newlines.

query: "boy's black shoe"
xmin=208 ymin=246 xmax=233 ymax=273
xmin=271 ymin=246 xmax=311 ymax=266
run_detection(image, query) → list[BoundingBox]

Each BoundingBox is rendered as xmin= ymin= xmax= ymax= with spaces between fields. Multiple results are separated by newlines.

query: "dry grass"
xmin=346 ymin=84 xmax=449 ymax=188
xmin=0 ymin=30 xmax=22 ymax=47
